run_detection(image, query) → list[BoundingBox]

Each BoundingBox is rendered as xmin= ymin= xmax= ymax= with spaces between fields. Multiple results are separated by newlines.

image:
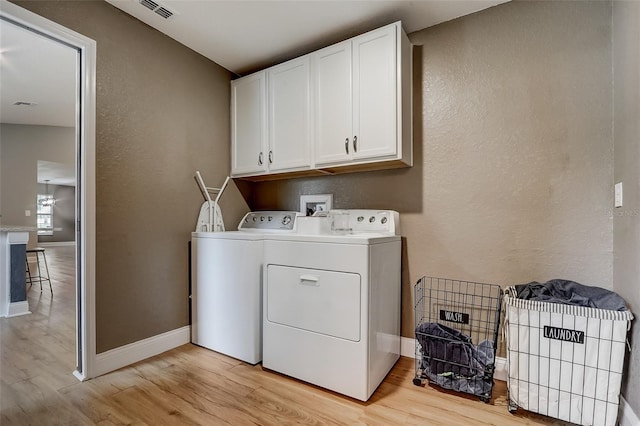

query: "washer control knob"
xmin=268 ymin=216 xmax=273 ymax=222
xmin=357 ymin=216 xmax=364 ymax=222
xmin=369 ymin=216 xmax=376 ymax=223
xmin=381 ymin=217 xmax=388 ymax=224
xmin=282 ymin=215 xmax=292 ymax=226
xmin=244 ymin=218 xmax=249 ymax=223
xmin=252 ymin=216 xmax=257 ymax=222
xmin=260 ymin=216 xmax=265 ymax=222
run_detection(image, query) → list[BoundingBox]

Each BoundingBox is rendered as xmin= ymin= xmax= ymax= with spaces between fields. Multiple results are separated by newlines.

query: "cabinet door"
xmin=231 ymin=72 xmax=267 ymax=175
xmin=313 ymin=40 xmax=353 ymax=166
xmin=352 ymin=24 xmax=397 ymax=160
xmin=268 ymin=57 xmax=311 ymax=172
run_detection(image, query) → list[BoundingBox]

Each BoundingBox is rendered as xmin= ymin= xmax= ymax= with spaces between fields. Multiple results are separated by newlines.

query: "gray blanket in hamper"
xmin=515 ymin=279 xmax=628 ymax=311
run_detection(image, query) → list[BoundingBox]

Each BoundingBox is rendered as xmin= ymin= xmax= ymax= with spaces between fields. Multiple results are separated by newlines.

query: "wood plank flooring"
xmin=1 ymin=246 xmax=570 ymax=425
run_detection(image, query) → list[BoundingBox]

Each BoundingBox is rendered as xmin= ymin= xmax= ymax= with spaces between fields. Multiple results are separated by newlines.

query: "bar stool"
xmin=26 ymin=247 xmax=52 ymax=294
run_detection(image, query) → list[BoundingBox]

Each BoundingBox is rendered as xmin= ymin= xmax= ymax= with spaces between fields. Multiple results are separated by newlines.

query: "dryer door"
xmin=266 ymin=265 xmax=361 ymax=342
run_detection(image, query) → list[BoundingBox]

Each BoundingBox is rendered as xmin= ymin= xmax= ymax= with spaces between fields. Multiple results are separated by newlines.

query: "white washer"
xmin=262 ymin=210 xmax=401 ymax=401
xmin=191 ymin=211 xmax=297 ymax=364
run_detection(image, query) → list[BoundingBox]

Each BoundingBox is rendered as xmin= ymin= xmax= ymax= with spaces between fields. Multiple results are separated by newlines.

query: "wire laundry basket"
xmin=413 ymin=276 xmax=503 ymax=402
xmin=504 ymin=287 xmax=634 ymax=425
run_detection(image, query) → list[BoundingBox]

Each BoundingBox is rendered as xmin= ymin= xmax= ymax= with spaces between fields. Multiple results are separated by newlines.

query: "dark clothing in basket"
xmin=415 ymin=322 xmax=494 ymax=395
xmin=515 ymin=279 xmax=628 ymax=311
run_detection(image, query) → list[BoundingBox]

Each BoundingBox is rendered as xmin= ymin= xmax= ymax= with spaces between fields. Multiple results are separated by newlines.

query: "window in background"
xmin=37 ymin=194 xmax=54 ymax=235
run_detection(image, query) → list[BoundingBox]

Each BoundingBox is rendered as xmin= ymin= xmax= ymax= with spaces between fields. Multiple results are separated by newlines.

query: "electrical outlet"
xmin=25 ymin=210 xmax=31 ymax=217
xmin=615 ymin=182 xmax=623 ymax=208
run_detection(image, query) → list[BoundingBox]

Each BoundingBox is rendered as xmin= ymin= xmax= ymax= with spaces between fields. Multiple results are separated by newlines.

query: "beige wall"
xmin=613 ymin=0 xmax=640 ymax=415
xmin=12 ymin=0 xmax=249 ymax=353
xmin=0 ymin=123 xmax=75 ymax=245
xmin=253 ymin=0 xmax=614 ymax=339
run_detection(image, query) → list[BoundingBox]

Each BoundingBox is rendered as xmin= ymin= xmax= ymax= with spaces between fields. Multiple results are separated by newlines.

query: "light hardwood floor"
xmin=1 ymin=247 xmax=569 ymax=425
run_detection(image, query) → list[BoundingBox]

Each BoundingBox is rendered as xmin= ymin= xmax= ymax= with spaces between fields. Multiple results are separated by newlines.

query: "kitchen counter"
xmin=0 ymin=225 xmax=37 ymax=232
xmin=1 ymin=228 xmax=31 ymax=317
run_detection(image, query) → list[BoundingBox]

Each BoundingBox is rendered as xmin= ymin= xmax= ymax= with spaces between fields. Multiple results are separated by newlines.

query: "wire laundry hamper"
xmin=413 ymin=276 xmax=503 ymax=402
xmin=504 ymin=287 xmax=634 ymax=426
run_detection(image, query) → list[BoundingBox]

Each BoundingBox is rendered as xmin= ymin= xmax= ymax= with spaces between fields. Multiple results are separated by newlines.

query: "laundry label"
xmin=543 ymin=326 xmax=585 ymax=344
xmin=439 ymin=309 xmax=469 ymax=324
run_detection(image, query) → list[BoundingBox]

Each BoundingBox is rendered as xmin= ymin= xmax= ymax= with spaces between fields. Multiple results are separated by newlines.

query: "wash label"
xmin=543 ymin=325 xmax=585 ymax=344
xmin=439 ymin=309 xmax=469 ymax=324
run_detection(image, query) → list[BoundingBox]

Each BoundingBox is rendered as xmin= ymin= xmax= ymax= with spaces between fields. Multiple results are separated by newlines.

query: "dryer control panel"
xmin=328 ymin=210 xmax=400 ymax=235
xmin=238 ymin=211 xmax=298 ymax=231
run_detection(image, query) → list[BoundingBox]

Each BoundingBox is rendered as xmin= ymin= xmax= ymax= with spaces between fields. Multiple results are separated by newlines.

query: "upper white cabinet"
xmin=267 ymin=56 xmax=311 ymax=172
xmin=314 ymin=23 xmax=407 ymax=167
xmin=231 ymin=72 xmax=267 ymax=175
xmin=231 ymin=58 xmax=311 ymax=177
xmin=231 ymin=21 xmax=411 ymax=179
xmin=352 ymin=24 xmax=399 ymax=161
xmin=314 ymin=40 xmax=353 ymax=165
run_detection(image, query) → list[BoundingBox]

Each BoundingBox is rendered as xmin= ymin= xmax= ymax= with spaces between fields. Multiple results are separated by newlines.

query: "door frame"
xmin=0 ymin=0 xmax=97 ymax=380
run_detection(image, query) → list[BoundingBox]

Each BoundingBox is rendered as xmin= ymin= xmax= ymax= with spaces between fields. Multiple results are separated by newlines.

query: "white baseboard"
xmin=94 ymin=326 xmax=190 ymax=377
xmin=6 ymin=301 xmax=31 ymax=317
xmin=620 ymin=396 xmax=640 ymax=426
xmin=493 ymin=356 xmax=507 ymax=382
xmin=37 ymin=241 xmax=76 ymax=247
xmin=400 ymin=336 xmax=415 ymax=358
xmin=401 ymin=336 xmax=508 ymax=382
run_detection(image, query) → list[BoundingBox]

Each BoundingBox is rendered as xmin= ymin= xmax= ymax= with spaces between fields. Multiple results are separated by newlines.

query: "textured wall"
xmin=0 ymin=123 xmax=75 ymax=245
xmin=12 ymin=0 xmax=249 ymax=353
xmin=612 ymin=0 xmax=640 ymax=415
xmin=253 ymin=1 xmax=614 ymax=339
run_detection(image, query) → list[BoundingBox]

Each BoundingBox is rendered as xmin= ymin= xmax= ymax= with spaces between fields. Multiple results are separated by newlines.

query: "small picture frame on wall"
xmin=300 ymin=194 xmax=333 ymax=217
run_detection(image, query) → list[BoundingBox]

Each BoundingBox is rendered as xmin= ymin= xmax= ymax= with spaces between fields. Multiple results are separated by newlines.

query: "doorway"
xmin=0 ymin=1 xmax=96 ymax=380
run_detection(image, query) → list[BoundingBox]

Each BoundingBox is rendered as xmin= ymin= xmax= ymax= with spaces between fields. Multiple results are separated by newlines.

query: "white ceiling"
xmin=105 ymin=0 xmax=508 ymax=75
xmin=0 ymin=0 xmax=508 ymax=127
xmin=0 ymin=19 xmax=77 ymax=127
xmin=37 ymin=160 xmax=76 ymax=187
xmin=0 ymin=0 xmax=508 ymax=129
xmin=1 ymin=1 xmax=506 ymax=187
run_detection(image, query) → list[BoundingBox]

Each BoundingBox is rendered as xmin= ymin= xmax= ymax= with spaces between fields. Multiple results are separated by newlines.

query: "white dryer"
xmin=262 ymin=210 xmax=401 ymax=401
xmin=191 ymin=211 xmax=297 ymax=364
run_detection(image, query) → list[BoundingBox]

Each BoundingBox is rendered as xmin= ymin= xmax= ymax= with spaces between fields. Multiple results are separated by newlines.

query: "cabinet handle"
xmin=353 ymin=136 xmax=358 ymax=153
xmin=345 ymin=138 xmax=349 ymax=154
xmin=258 ymin=152 xmax=263 ymax=166
xmin=268 ymin=150 xmax=273 ymax=164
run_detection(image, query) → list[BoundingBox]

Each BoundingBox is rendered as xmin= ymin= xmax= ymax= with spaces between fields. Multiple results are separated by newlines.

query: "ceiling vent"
xmin=13 ymin=101 xmax=38 ymax=107
xmin=139 ymin=0 xmax=159 ymax=11
xmin=138 ymin=0 xmax=174 ymax=19
xmin=155 ymin=7 xmax=173 ymax=19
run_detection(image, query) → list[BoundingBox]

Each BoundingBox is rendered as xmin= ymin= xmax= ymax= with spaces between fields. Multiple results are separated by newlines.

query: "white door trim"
xmin=0 ymin=0 xmax=97 ymax=380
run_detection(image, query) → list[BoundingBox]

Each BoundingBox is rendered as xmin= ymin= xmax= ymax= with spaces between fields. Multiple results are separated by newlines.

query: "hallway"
xmin=1 ymin=246 xmax=78 ymax=410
